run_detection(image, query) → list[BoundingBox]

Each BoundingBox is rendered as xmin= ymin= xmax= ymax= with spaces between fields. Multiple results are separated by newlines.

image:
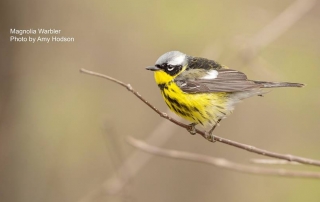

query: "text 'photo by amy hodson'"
xmin=9 ymin=28 xmax=75 ymax=43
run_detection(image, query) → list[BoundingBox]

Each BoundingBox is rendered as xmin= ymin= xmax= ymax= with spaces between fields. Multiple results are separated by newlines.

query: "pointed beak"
xmin=146 ymin=66 xmax=160 ymax=71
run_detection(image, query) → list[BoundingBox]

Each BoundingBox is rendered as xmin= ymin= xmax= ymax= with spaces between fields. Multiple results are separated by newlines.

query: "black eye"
xmin=167 ymin=65 xmax=175 ymax=71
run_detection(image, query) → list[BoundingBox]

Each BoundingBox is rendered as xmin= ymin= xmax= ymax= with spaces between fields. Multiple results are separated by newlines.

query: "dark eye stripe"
xmin=166 ymin=65 xmax=182 ymax=76
xmin=155 ymin=63 xmax=182 ymax=76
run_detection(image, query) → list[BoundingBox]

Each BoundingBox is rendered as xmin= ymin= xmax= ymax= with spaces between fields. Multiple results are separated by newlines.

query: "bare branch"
xmin=80 ymin=68 xmax=320 ymax=167
xmin=127 ymin=137 xmax=320 ymax=179
xmin=251 ymin=159 xmax=301 ymax=165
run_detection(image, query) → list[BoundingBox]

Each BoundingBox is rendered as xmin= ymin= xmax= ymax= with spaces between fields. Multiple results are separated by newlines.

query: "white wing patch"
xmin=168 ymin=54 xmax=186 ymax=66
xmin=201 ymin=70 xmax=218 ymax=79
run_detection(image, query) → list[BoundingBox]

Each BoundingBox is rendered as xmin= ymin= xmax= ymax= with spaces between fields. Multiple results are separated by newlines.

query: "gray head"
xmin=155 ymin=51 xmax=187 ymax=66
xmin=146 ymin=51 xmax=187 ymax=76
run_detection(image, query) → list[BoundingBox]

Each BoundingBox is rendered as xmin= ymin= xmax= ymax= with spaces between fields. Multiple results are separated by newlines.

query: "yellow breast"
xmin=159 ymin=79 xmax=229 ymax=126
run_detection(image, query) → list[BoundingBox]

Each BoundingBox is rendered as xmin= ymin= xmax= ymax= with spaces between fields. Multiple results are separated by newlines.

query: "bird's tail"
xmin=254 ymin=81 xmax=305 ymax=88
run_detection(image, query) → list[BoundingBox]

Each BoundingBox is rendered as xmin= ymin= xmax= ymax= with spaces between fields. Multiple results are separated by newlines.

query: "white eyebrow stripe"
xmin=168 ymin=54 xmax=186 ymax=65
xmin=201 ymin=70 xmax=219 ymax=79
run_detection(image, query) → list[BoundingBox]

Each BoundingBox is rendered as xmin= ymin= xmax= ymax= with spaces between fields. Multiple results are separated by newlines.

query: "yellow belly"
xmin=161 ymin=82 xmax=229 ymax=126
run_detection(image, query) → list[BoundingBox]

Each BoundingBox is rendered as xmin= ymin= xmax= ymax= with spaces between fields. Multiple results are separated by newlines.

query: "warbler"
xmin=146 ymin=51 xmax=304 ymax=140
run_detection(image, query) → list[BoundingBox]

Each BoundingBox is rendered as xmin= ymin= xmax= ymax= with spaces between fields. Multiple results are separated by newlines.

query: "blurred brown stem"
xmin=248 ymin=0 xmax=316 ymax=52
xmin=237 ymin=0 xmax=317 ymax=67
xmin=127 ymin=137 xmax=320 ymax=179
xmin=80 ymin=68 xmax=320 ymax=167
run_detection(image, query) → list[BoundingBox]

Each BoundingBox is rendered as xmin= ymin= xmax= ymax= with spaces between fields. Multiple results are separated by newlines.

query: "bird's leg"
xmin=209 ymin=118 xmax=222 ymax=134
xmin=187 ymin=123 xmax=197 ymax=135
xmin=205 ymin=118 xmax=222 ymax=142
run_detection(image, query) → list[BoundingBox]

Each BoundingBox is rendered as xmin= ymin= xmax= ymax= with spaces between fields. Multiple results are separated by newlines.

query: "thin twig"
xmin=127 ymin=137 xmax=320 ymax=179
xmin=80 ymin=68 xmax=320 ymax=167
xmin=251 ymin=159 xmax=301 ymax=165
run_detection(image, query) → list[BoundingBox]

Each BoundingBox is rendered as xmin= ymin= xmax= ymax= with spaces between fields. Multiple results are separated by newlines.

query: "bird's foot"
xmin=205 ymin=131 xmax=216 ymax=142
xmin=205 ymin=119 xmax=221 ymax=142
xmin=187 ymin=123 xmax=197 ymax=135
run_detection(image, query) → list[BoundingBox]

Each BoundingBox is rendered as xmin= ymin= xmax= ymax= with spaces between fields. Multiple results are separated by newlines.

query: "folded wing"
xmin=176 ymin=69 xmax=262 ymax=93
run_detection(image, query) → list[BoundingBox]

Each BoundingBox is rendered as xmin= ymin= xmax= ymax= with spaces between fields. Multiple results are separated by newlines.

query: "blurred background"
xmin=1 ymin=0 xmax=320 ymax=201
